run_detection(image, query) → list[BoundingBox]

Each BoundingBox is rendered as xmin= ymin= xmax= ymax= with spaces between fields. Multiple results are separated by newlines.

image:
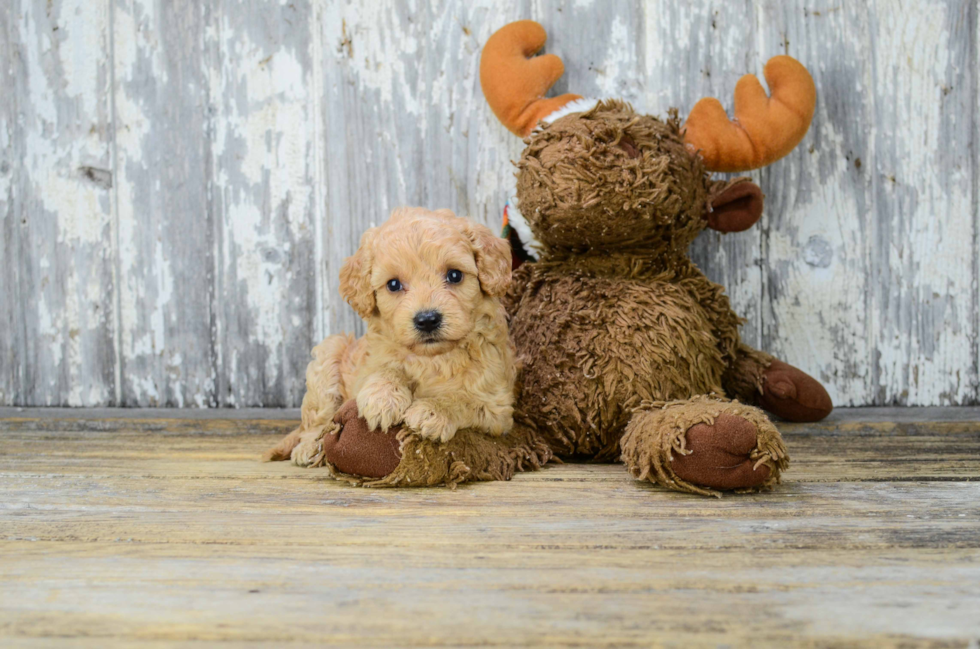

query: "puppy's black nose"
xmin=413 ymin=310 xmax=443 ymax=334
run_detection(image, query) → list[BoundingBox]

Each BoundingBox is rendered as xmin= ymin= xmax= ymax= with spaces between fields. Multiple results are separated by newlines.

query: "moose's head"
xmin=480 ymin=21 xmax=816 ymax=259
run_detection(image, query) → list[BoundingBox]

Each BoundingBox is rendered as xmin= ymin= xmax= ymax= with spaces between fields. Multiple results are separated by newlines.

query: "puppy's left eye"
xmin=446 ymin=269 xmax=463 ymax=284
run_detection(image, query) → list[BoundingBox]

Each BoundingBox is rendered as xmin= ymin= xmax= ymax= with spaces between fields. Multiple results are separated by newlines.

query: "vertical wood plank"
xmin=206 ymin=0 xmax=318 ymax=407
xmin=112 ymin=0 xmax=214 ymax=406
xmin=975 ymin=0 xmax=980 ymax=406
xmin=754 ymin=2 xmax=876 ymax=406
xmin=869 ymin=0 xmax=977 ymax=405
xmin=642 ymin=1 xmax=764 ymax=350
xmin=0 ymin=0 xmax=116 ymax=406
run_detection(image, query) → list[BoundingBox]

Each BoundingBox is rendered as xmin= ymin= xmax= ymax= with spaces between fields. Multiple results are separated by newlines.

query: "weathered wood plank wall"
xmin=1 ymin=0 xmax=977 ymax=407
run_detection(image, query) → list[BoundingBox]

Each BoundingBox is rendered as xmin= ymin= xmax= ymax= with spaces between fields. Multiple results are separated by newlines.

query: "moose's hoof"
xmin=321 ymin=400 xmax=403 ymax=478
xmin=671 ymin=414 xmax=771 ymax=490
xmin=759 ymin=360 xmax=833 ymax=422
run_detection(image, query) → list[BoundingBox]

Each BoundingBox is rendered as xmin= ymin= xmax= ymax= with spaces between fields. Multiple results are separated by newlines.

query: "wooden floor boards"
xmin=1 ymin=407 xmax=979 ymax=647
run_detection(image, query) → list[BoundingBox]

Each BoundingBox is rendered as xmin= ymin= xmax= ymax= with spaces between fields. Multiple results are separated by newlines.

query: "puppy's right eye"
xmin=386 ymin=279 xmax=402 ymax=292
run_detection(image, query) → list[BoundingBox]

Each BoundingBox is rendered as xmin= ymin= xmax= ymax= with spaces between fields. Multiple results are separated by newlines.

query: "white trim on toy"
xmin=539 ymin=97 xmax=600 ymax=126
xmin=505 ymin=196 xmax=542 ymax=261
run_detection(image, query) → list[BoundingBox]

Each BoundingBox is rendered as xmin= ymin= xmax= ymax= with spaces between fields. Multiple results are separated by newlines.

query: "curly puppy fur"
xmin=264 ymin=207 xmax=516 ymax=464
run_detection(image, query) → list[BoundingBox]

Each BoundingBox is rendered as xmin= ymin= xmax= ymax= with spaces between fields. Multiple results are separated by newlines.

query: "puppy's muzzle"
xmin=413 ymin=310 xmax=443 ymax=335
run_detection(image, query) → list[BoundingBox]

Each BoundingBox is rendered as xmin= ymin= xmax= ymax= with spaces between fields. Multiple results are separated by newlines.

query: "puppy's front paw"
xmin=404 ymin=401 xmax=458 ymax=443
xmin=290 ymin=428 xmax=327 ymax=467
xmin=356 ymin=382 xmax=412 ymax=432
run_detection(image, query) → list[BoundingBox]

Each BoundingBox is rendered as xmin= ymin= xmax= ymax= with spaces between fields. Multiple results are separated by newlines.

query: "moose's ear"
xmin=704 ymin=178 xmax=764 ymax=233
xmin=339 ymin=228 xmax=378 ymax=319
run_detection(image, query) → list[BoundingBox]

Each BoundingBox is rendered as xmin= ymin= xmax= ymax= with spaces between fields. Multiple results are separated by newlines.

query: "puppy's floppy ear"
xmin=461 ymin=219 xmax=511 ymax=297
xmin=339 ymin=228 xmax=378 ymax=319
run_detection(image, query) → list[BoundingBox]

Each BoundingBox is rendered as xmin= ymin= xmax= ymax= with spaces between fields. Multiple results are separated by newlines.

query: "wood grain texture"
xmin=1 ymin=409 xmax=979 ymax=646
xmin=755 ymin=1 xmax=876 ymax=405
xmin=206 ymin=0 xmax=318 ymax=407
xmin=869 ymin=0 xmax=978 ymax=406
xmin=111 ymin=0 xmax=215 ymax=406
xmin=1 ymin=0 xmax=116 ymax=406
xmin=2 ymin=0 xmax=978 ymax=407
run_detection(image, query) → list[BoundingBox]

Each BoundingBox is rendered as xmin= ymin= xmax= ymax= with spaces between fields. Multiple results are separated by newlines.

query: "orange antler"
xmin=480 ymin=21 xmax=582 ymax=137
xmin=683 ymin=56 xmax=816 ymax=172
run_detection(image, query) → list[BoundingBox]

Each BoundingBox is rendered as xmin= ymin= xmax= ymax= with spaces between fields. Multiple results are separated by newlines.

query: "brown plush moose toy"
xmin=267 ymin=20 xmax=833 ymax=496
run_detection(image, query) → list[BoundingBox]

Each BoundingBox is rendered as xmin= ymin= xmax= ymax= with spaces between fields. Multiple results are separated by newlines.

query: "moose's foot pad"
xmin=759 ymin=359 xmax=833 ymax=422
xmin=319 ymin=400 xmax=403 ymax=479
xmin=671 ymin=413 xmax=771 ymax=490
xmin=622 ymin=396 xmax=788 ymax=497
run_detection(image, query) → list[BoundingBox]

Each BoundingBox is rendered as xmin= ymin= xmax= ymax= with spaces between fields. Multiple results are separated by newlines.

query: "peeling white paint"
xmin=329 ymin=1 xmax=424 ymax=119
xmin=593 ymin=15 xmax=640 ymax=104
xmin=4 ymin=0 xmax=115 ymax=406
xmin=868 ymin=0 xmax=976 ymax=405
xmin=757 ymin=0 xmax=879 ymax=407
xmin=58 ymin=0 xmax=106 ymax=119
xmin=3 ymin=0 xmax=978 ymax=407
xmin=113 ymin=0 xmax=157 ymax=389
xmin=207 ymin=5 xmax=319 ymax=406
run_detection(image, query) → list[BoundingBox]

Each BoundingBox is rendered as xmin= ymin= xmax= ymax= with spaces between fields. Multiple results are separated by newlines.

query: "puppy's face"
xmin=373 ymin=224 xmax=483 ymax=356
xmin=340 ymin=208 xmax=511 ymax=357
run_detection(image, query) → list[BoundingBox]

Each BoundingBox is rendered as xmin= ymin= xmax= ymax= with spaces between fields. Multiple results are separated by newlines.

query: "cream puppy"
xmin=265 ymin=207 xmax=515 ymax=465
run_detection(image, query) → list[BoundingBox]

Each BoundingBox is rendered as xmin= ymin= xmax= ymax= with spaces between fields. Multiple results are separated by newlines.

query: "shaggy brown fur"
xmin=501 ymin=101 xmax=823 ymax=494
xmin=516 ymin=104 xmax=707 ymax=254
xmin=387 ymin=102 xmax=821 ymax=494
xmin=505 ymin=253 xmax=743 ymax=460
